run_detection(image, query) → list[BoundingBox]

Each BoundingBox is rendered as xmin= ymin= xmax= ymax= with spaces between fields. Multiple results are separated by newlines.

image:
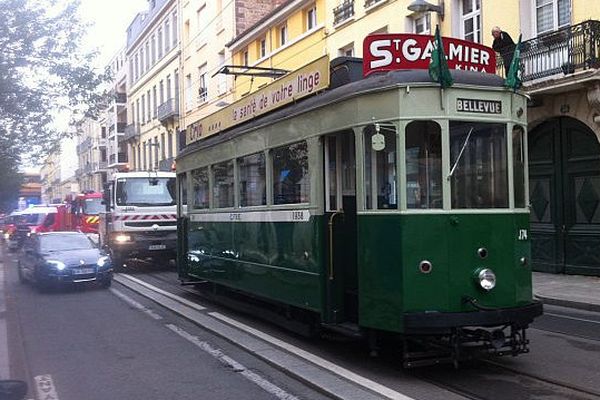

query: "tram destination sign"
xmin=456 ymin=98 xmax=502 ymax=114
xmin=363 ymin=33 xmax=496 ymax=77
xmin=187 ymin=56 xmax=330 ymax=144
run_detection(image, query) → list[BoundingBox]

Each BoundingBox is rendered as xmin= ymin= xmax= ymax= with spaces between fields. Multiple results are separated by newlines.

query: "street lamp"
xmin=407 ymin=0 xmax=444 ymax=21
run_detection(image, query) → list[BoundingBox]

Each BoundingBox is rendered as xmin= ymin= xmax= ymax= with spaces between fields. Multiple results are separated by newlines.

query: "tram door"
xmin=529 ymin=117 xmax=600 ymax=275
xmin=323 ymin=132 xmax=358 ymax=324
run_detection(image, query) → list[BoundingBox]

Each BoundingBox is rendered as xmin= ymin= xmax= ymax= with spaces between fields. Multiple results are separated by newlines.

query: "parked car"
xmin=18 ymin=232 xmax=113 ymax=291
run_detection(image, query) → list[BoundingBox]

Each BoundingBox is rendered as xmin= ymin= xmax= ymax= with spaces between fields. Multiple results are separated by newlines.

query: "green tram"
xmin=176 ymin=60 xmax=543 ymax=367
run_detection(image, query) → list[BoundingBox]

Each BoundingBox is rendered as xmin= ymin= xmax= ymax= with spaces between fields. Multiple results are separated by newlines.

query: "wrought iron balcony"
xmin=496 ymin=20 xmax=600 ymax=83
xmin=157 ymin=98 xmax=179 ymax=122
xmin=364 ymin=0 xmax=384 ymax=8
xmin=333 ymin=0 xmax=354 ymax=26
xmin=123 ymin=123 xmax=140 ymax=141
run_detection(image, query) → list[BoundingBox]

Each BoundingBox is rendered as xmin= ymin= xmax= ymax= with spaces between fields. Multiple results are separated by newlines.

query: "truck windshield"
xmin=115 ymin=178 xmax=176 ymax=207
xmin=83 ymin=198 xmax=103 ymax=215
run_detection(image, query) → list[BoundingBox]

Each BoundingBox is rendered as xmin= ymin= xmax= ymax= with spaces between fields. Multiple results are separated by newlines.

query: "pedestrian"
xmin=492 ymin=26 xmax=516 ymax=75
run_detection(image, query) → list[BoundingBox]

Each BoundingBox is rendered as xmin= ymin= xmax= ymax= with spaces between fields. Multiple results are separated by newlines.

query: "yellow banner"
xmin=187 ymin=55 xmax=330 ymax=144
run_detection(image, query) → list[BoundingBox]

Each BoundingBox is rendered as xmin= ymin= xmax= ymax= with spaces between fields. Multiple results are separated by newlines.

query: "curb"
xmin=534 ymin=294 xmax=600 ymax=313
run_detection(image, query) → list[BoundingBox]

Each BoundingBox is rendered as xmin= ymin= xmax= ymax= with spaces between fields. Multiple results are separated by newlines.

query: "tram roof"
xmin=179 ymin=69 xmax=508 ymax=158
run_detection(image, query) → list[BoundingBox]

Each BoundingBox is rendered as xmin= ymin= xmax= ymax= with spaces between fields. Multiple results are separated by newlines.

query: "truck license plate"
xmin=149 ymin=244 xmax=166 ymax=250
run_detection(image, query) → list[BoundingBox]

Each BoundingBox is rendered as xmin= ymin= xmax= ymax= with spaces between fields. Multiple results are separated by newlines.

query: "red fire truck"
xmin=69 ymin=191 xmax=103 ymax=234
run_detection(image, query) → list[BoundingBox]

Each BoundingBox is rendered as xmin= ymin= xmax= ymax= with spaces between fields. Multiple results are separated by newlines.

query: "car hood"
xmin=42 ymin=249 xmax=104 ymax=267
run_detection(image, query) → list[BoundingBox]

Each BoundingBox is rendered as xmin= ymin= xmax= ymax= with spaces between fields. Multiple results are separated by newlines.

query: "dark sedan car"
xmin=18 ymin=232 xmax=113 ymax=291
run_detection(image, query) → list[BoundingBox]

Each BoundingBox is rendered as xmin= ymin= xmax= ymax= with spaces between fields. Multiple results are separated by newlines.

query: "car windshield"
xmin=40 ymin=234 xmax=95 ymax=252
xmin=18 ymin=213 xmax=47 ymax=225
xmin=115 ymin=177 xmax=176 ymax=206
xmin=83 ymin=198 xmax=103 ymax=215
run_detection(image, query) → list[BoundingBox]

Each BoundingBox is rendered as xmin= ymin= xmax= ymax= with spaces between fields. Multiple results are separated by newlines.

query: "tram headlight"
xmin=475 ymin=268 xmax=496 ymax=291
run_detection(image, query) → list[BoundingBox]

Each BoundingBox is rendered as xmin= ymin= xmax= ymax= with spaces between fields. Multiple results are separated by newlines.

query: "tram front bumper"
xmin=403 ymin=301 xmax=543 ymax=334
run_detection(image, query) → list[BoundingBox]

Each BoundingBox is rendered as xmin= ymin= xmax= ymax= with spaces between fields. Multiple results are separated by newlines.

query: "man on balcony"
xmin=492 ymin=26 xmax=516 ymax=76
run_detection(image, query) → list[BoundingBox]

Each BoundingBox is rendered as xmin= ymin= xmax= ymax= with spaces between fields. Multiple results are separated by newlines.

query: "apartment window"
xmin=143 ymin=141 xmax=147 ymax=170
xmin=536 ymin=0 xmax=571 ymax=34
xmin=151 ymin=35 xmax=157 ymax=64
xmin=306 ymin=5 xmax=317 ymax=30
xmin=279 ymin=24 xmax=288 ymax=46
xmin=153 ymin=86 xmax=157 ymax=118
xmin=141 ymin=95 xmax=146 ymax=123
xmin=140 ymin=48 xmax=145 ymax=74
xmin=198 ymin=65 xmax=207 ymax=103
xmin=145 ymin=41 xmax=150 ymax=69
xmin=173 ymin=12 xmax=178 ymax=46
xmin=137 ymin=145 xmax=141 ymax=171
xmin=154 ymin=137 xmax=159 ymax=166
xmin=185 ymin=74 xmax=193 ymax=111
xmin=145 ymin=90 xmax=150 ymax=122
xmin=184 ymin=19 xmax=190 ymax=43
xmin=242 ymin=49 xmax=249 ymax=66
xmin=159 ymin=80 xmax=165 ymax=105
xmin=168 ymin=131 xmax=173 ymax=158
xmin=339 ymin=43 xmax=354 ymax=57
xmin=157 ymin=28 xmax=163 ymax=59
xmin=134 ymin=54 xmax=139 ymax=81
xmin=217 ymin=51 xmax=227 ymax=95
xmin=130 ymin=102 xmax=136 ymax=124
xmin=166 ymin=75 xmax=172 ymax=100
xmin=414 ymin=14 xmax=431 ymax=34
xmin=129 ymin=59 xmax=134 ymax=84
xmin=136 ymin=99 xmax=141 ymax=126
xmin=259 ymin=38 xmax=266 ymax=58
xmin=174 ymin=69 xmax=180 ymax=103
xmin=461 ymin=0 xmax=481 ymax=43
xmin=165 ymin=19 xmax=171 ymax=52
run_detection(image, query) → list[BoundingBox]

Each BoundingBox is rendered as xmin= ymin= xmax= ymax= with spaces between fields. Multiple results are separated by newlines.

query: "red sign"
xmin=363 ymin=33 xmax=496 ymax=77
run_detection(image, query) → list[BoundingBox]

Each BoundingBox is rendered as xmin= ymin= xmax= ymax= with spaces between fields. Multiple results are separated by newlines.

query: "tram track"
xmin=117 ymin=269 xmax=600 ymax=400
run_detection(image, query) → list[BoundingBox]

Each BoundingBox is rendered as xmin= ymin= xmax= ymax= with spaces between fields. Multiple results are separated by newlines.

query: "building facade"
xmin=75 ymin=118 xmax=107 ymax=193
xmin=125 ymin=0 xmax=180 ymax=172
xmin=106 ymin=49 xmax=129 ymax=173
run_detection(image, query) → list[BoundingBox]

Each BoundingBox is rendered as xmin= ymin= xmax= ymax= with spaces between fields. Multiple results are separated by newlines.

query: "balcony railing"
xmin=364 ymin=0 xmax=384 ymax=8
xmin=333 ymin=0 xmax=354 ymax=26
xmin=116 ymin=122 xmax=127 ymax=133
xmin=77 ymin=137 xmax=92 ymax=154
xmin=109 ymin=153 xmax=128 ymax=165
xmin=496 ymin=20 xmax=600 ymax=82
xmin=157 ymin=98 xmax=179 ymax=122
xmin=115 ymin=92 xmax=127 ymax=104
xmin=123 ymin=123 xmax=140 ymax=141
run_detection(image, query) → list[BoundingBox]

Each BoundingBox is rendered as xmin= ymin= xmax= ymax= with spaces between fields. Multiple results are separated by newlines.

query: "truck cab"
xmin=99 ymin=171 xmax=177 ymax=268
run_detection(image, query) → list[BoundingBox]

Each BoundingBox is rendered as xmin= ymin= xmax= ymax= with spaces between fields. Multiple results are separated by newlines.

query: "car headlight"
xmin=47 ymin=260 xmax=66 ymax=271
xmin=476 ymin=268 xmax=496 ymax=291
xmin=97 ymin=256 xmax=110 ymax=267
xmin=114 ymin=234 xmax=132 ymax=243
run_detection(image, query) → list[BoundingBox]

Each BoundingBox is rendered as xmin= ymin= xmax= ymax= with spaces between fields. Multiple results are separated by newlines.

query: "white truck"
xmin=99 ymin=171 xmax=177 ymax=269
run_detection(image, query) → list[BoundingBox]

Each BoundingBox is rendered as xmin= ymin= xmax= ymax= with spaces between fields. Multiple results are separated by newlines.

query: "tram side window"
xmin=272 ymin=141 xmax=310 ymax=205
xmin=213 ymin=160 xmax=235 ymax=208
xmin=191 ymin=167 xmax=209 ymax=209
xmin=449 ymin=121 xmax=508 ymax=208
xmin=513 ymin=126 xmax=526 ymax=208
xmin=364 ymin=124 xmax=397 ymax=210
xmin=239 ymin=152 xmax=266 ymax=207
xmin=405 ymin=121 xmax=442 ymax=209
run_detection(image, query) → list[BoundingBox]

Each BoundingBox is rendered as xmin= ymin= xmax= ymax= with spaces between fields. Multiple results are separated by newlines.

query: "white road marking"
xmin=544 ymin=312 xmax=600 ymax=325
xmin=0 ymin=266 xmax=9 ymax=379
xmin=118 ymin=273 xmax=206 ymax=311
xmin=209 ymin=312 xmax=414 ymax=400
xmin=110 ymin=288 xmax=163 ymax=320
xmin=166 ymin=324 xmax=301 ymax=400
xmin=34 ymin=374 xmax=60 ymax=400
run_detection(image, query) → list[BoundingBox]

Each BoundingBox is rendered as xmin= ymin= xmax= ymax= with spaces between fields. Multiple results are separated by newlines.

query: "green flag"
xmin=429 ymin=25 xmax=454 ymax=89
xmin=505 ymin=34 xmax=522 ymax=91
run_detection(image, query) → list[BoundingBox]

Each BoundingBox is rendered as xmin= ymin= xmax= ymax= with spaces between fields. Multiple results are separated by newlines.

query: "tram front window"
xmin=405 ymin=121 xmax=442 ymax=209
xmin=450 ymin=121 xmax=508 ymax=209
xmin=364 ymin=124 xmax=397 ymax=210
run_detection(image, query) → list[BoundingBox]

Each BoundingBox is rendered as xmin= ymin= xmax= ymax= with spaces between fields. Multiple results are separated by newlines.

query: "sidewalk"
xmin=533 ymin=271 xmax=600 ymax=312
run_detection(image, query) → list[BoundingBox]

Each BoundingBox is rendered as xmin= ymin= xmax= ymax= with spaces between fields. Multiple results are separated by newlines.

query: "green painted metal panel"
xmin=358 ymin=213 xmax=533 ymax=333
xmin=181 ymin=216 xmax=326 ymax=313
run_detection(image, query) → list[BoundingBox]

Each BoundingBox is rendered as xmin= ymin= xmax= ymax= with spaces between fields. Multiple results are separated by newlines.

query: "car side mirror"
xmin=0 ymin=380 xmax=28 ymax=400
